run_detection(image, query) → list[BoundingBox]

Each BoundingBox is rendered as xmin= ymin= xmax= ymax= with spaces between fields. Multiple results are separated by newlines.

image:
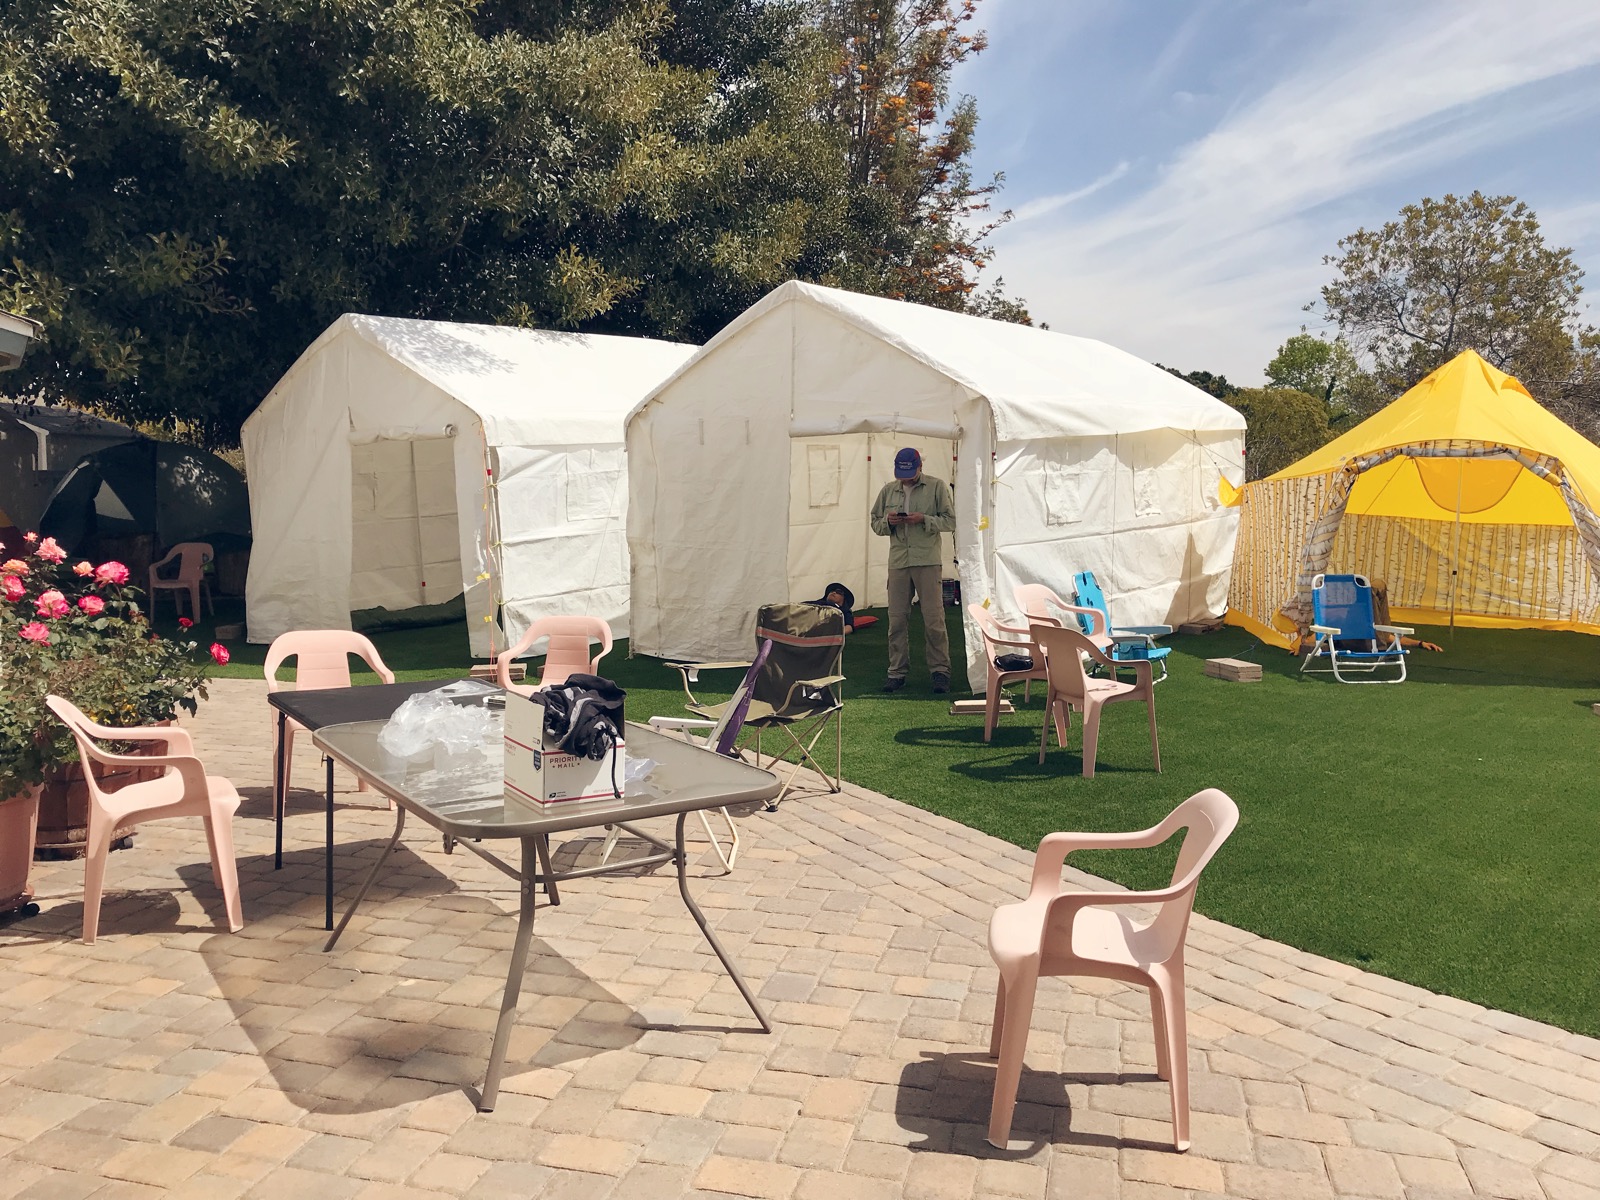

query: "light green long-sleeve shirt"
xmin=870 ymin=475 xmax=955 ymax=569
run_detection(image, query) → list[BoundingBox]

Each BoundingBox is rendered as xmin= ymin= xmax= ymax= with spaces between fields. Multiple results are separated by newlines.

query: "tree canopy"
xmin=1229 ymin=387 xmax=1331 ymax=481
xmin=0 ymin=0 xmax=1021 ymax=445
xmin=1318 ymin=191 xmax=1599 ymax=432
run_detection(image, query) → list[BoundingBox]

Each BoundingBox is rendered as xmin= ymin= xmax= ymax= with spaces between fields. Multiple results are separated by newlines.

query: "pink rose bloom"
xmin=22 ymin=531 xmax=37 ymax=543
xmin=94 ymin=561 xmax=130 ymax=586
xmin=2 ymin=576 xmax=23 ymax=602
xmin=35 ymin=589 xmax=69 ymax=619
xmin=78 ymin=595 xmax=105 ymax=615
xmin=73 ymin=561 xmax=93 ymax=576
xmin=177 ymin=616 xmax=193 ymax=629
xmin=19 ymin=621 xmax=50 ymax=644
xmin=210 ymin=642 xmax=231 ymax=665
xmin=2 ymin=559 xmax=28 ymax=576
xmin=34 ymin=537 xmax=67 ymax=563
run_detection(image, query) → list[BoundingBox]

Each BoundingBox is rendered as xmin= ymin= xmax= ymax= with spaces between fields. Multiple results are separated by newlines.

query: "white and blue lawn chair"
xmin=1301 ymin=573 xmax=1411 ymax=683
xmin=1071 ymin=571 xmax=1173 ymax=683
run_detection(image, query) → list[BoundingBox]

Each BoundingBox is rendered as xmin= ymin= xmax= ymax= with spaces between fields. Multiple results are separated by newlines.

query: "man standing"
xmin=870 ymin=447 xmax=955 ymax=693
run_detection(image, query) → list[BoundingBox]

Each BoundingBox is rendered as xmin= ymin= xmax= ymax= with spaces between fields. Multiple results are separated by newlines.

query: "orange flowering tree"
xmin=816 ymin=0 xmax=1027 ymax=320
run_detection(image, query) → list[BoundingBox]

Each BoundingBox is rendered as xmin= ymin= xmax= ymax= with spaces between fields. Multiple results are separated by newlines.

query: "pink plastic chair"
xmin=1013 ymin=583 xmax=1108 ymax=648
xmin=1031 ymin=623 xmax=1160 ymax=779
xmin=148 ymin=542 xmax=215 ymax=620
xmin=987 ymin=788 xmax=1239 ymax=1151
xmin=968 ymin=603 xmax=1049 ymax=742
xmin=46 ymin=695 xmax=245 ymax=944
xmin=264 ymin=631 xmax=395 ymax=812
xmin=496 ymin=616 xmax=614 ymax=696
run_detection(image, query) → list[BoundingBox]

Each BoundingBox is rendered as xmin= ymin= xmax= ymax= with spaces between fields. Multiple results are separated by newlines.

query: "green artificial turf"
xmin=178 ymin=598 xmax=1600 ymax=1036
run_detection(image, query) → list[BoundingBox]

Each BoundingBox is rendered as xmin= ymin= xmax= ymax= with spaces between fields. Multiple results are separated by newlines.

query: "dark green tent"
xmin=41 ymin=440 xmax=251 ymax=553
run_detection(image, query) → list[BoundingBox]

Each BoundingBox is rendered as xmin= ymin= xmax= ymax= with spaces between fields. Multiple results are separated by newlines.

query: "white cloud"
xmin=989 ymin=0 xmax=1600 ymax=381
xmin=1008 ymin=161 xmax=1130 ymax=225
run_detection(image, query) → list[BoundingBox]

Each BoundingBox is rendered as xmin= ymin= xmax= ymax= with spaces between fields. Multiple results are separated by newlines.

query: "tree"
xmin=815 ymin=0 xmax=1027 ymax=320
xmin=1155 ymin=365 xmax=1238 ymax=399
xmin=1230 ymin=388 xmax=1332 ymax=481
xmin=1318 ymin=191 xmax=1600 ymax=431
xmin=0 ymin=0 xmax=1022 ymax=446
xmin=1265 ymin=331 xmax=1386 ymax=426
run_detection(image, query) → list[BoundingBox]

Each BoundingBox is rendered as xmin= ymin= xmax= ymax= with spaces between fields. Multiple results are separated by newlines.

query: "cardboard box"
xmin=503 ymin=689 xmax=626 ymax=805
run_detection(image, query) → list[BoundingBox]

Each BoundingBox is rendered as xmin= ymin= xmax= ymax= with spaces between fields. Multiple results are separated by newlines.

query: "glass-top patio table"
xmin=311 ymin=714 xmax=780 ymax=1111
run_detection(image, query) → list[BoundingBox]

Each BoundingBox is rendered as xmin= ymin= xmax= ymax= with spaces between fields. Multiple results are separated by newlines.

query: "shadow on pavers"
xmin=183 ymin=841 xmax=646 ymax=1114
xmin=898 ymin=1050 xmax=1174 ymax=1159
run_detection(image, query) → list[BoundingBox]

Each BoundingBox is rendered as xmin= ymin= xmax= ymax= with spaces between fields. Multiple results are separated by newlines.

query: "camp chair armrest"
xmin=777 ymin=674 xmax=846 ymax=712
xmin=1310 ymin=624 xmax=1341 ymax=636
xmin=1373 ymin=623 xmax=1413 ymax=637
xmin=665 ymin=659 xmax=752 ymax=701
xmin=1108 ymin=631 xmax=1157 ymax=646
xmin=986 ymin=631 xmax=1040 ymax=653
xmin=648 ymin=716 xmax=716 ymax=730
xmin=1114 ymin=623 xmax=1172 ymax=638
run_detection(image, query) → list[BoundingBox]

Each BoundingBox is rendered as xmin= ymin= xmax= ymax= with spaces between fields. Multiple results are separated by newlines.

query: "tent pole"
xmin=1448 ymin=462 xmax=1463 ymax=638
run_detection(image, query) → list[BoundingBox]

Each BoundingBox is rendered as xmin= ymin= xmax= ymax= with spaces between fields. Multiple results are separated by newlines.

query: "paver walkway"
xmin=3 ymin=678 xmax=1598 ymax=1199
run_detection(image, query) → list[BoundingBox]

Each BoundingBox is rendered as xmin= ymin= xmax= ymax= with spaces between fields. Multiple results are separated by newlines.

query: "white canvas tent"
xmin=244 ymin=315 xmax=696 ymax=656
xmin=626 ymin=281 xmax=1246 ymax=690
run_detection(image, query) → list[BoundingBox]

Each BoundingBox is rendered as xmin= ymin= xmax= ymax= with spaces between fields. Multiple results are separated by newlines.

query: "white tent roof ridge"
xmin=628 ymin=280 xmax=1244 ymax=441
xmin=249 ymin=313 xmax=697 ymax=438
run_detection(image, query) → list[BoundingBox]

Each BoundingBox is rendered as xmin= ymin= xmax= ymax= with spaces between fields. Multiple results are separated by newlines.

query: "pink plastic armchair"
xmin=987 ymin=788 xmax=1239 ymax=1151
xmin=1013 ymin=583 xmax=1108 ymax=650
xmin=496 ymin=616 xmax=614 ymax=696
xmin=46 ymin=695 xmax=245 ymax=944
xmin=148 ymin=542 xmax=215 ymax=621
xmin=264 ymin=631 xmax=395 ymax=813
xmin=969 ymin=603 xmax=1049 ymax=742
xmin=1031 ymin=623 xmax=1160 ymax=779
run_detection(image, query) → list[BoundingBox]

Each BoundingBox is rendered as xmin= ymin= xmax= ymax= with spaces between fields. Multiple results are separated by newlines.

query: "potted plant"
xmin=0 ymin=531 xmax=224 ymax=895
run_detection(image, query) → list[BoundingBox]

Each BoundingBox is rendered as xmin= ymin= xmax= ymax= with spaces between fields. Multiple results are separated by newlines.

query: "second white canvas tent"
xmin=244 ymin=315 xmax=696 ymax=656
xmin=627 ymin=281 xmax=1246 ymax=690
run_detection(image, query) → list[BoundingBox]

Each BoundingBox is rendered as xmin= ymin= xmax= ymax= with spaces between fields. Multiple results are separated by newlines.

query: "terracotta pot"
xmin=1 ymin=786 xmax=42 ymax=917
xmin=33 ymin=724 xmax=169 ymax=860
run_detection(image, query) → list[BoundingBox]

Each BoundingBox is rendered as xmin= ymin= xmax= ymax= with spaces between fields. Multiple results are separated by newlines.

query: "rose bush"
xmin=0 ymin=533 xmax=218 ymax=794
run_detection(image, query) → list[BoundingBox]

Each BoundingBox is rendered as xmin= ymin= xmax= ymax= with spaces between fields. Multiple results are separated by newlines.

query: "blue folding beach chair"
xmin=1071 ymin=571 xmax=1173 ymax=683
xmin=1301 ymin=573 xmax=1410 ymax=683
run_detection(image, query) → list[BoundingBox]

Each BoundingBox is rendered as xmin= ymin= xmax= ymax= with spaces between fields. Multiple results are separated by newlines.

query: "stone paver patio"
xmin=3 ymin=678 xmax=1599 ymax=1199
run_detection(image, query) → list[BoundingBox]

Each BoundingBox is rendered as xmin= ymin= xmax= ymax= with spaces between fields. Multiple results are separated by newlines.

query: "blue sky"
xmin=955 ymin=0 xmax=1600 ymax=385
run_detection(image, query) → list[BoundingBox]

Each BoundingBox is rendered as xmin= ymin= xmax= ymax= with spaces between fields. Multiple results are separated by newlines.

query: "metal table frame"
xmin=311 ymin=717 xmax=778 ymax=1111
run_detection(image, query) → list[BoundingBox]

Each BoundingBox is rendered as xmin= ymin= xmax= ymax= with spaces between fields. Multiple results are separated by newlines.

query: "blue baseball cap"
xmin=893 ymin=447 xmax=922 ymax=479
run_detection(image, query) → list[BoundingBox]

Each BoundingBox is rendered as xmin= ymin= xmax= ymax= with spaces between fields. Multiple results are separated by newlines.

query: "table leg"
xmin=325 ymin=754 xmax=335 ymax=932
xmin=674 ymin=813 xmax=771 ymax=1033
xmin=533 ymin=834 xmax=560 ymax=906
xmin=325 ymin=806 xmax=405 ymax=953
xmin=274 ymin=709 xmax=286 ymax=870
xmin=480 ymin=836 xmax=538 ymax=1111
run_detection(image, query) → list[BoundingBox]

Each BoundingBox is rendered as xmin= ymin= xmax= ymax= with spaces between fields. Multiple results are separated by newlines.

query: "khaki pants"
xmin=887 ymin=564 xmax=951 ymax=680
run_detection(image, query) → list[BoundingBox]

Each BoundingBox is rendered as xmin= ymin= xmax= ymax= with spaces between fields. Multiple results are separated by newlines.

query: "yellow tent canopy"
xmin=1226 ymin=350 xmax=1600 ymax=647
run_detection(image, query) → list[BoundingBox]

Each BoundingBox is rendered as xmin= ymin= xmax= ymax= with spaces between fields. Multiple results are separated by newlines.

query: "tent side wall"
xmin=244 ymin=334 xmax=361 ymax=643
xmin=991 ymin=427 xmax=1244 ymax=639
xmin=627 ymin=305 xmax=796 ymax=661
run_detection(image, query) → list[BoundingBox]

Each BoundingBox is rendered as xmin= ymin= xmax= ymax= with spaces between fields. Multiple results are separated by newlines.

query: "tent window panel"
xmin=808 ymin=445 xmax=842 ymax=508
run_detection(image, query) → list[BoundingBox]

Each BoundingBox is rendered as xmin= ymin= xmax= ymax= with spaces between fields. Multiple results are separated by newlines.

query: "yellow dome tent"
xmin=1226 ymin=349 xmax=1600 ymax=648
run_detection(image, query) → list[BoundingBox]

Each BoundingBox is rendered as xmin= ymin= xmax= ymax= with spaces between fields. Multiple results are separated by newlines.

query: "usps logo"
xmin=531 ymin=749 xmax=542 ymax=770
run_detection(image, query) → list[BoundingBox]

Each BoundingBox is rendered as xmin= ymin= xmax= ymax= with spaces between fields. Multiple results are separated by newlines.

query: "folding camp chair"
xmin=602 ymin=640 xmax=774 ymax=873
xmin=1071 ymin=570 xmax=1173 ymax=683
xmin=668 ymin=603 xmax=845 ymax=811
xmin=1301 ymin=573 xmax=1411 ymax=683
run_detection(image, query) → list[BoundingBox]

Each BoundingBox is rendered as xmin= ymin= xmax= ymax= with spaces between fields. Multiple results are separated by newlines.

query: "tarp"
xmin=40 ymin=440 xmax=251 ymax=552
xmin=242 ymin=315 xmax=696 ymax=655
xmin=627 ymin=280 xmax=1246 ymax=690
xmin=1226 ymin=349 xmax=1600 ymax=646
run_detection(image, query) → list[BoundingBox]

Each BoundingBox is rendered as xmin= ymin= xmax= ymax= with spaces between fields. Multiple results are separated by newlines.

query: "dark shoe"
xmin=931 ymin=672 xmax=950 ymax=694
xmin=882 ymin=676 xmax=907 ymax=693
